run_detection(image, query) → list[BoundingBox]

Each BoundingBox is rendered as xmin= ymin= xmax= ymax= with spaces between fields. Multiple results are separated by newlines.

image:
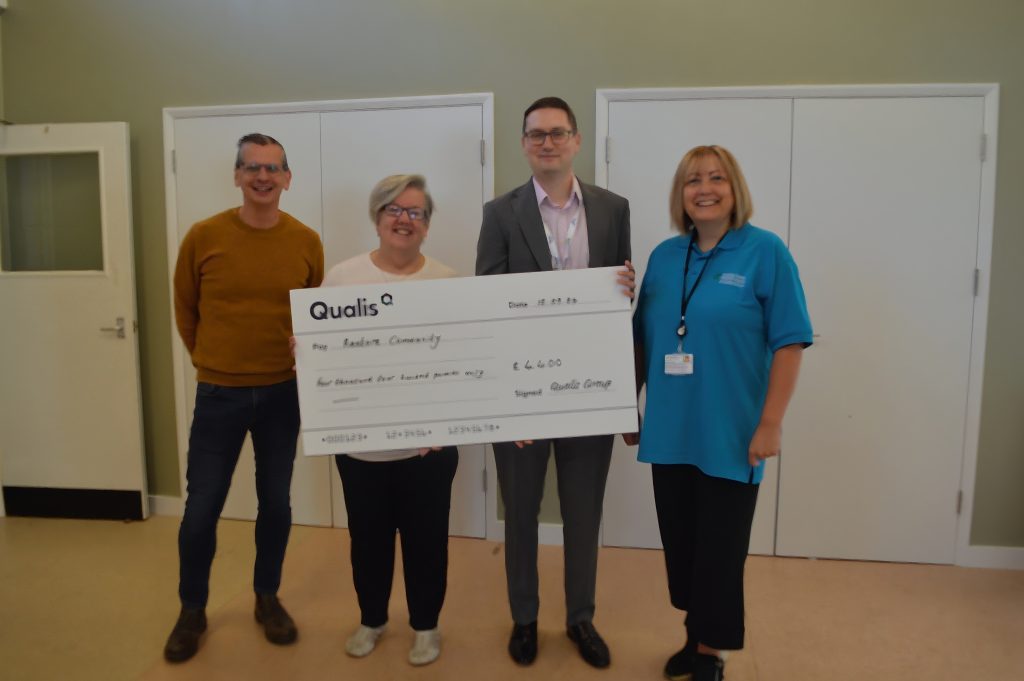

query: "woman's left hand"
xmin=748 ymin=422 xmax=782 ymax=467
xmin=617 ymin=260 xmax=636 ymax=300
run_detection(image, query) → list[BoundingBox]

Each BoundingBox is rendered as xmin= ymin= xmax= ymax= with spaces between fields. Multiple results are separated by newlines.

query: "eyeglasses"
xmin=382 ymin=204 xmax=427 ymax=222
xmin=523 ymin=128 xmax=576 ymax=146
xmin=238 ymin=163 xmax=286 ymax=175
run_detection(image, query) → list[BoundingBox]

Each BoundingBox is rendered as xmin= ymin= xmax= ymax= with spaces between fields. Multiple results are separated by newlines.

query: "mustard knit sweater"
xmin=174 ymin=208 xmax=324 ymax=386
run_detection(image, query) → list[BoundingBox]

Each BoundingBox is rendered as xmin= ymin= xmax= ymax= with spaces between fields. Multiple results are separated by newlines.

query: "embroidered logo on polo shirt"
xmin=715 ymin=273 xmax=747 ymax=288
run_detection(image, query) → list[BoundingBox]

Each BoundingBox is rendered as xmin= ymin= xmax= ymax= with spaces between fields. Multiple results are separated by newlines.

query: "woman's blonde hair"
xmin=669 ymin=145 xmax=753 ymax=233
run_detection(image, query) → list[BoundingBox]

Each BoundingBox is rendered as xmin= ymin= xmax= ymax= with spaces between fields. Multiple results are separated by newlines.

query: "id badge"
xmin=664 ymin=353 xmax=693 ymax=376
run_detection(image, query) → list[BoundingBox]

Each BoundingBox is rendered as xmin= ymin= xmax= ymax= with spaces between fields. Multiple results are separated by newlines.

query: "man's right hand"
xmin=617 ymin=260 xmax=636 ymax=299
xmin=621 ymin=433 xmax=639 ymax=446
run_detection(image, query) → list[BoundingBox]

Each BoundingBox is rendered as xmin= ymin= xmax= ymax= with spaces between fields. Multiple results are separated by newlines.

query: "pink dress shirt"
xmin=533 ymin=176 xmax=589 ymax=270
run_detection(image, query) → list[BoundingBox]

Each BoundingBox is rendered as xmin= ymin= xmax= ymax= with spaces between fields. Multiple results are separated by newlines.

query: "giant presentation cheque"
xmin=291 ymin=267 xmax=638 ymax=456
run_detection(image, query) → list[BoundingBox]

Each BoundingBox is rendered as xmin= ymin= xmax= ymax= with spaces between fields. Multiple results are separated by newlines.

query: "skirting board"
xmin=151 ymin=497 xmax=563 ymax=544
xmin=145 ymin=497 xmax=1023 ymax=570
xmin=150 ymin=495 xmax=184 ymax=517
xmin=3 ymin=486 xmax=145 ymax=520
xmin=958 ymin=545 xmax=1024 ymax=570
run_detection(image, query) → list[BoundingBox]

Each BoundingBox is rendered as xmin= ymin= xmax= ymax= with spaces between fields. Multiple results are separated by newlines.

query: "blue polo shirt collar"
xmin=687 ymin=222 xmax=752 ymax=256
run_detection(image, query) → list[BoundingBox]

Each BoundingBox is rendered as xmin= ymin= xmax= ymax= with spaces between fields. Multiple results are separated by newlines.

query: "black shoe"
xmin=254 ymin=594 xmax=298 ymax=645
xmin=163 ymin=607 xmax=206 ymax=663
xmin=664 ymin=639 xmax=699 ymax=680
xmin=692 ymin=653 xmax=725 ymax=681
xmin=508 ymin=621 xmax=538 ymax=665
xmin=567 ymin=621 xmax=611 ymax=668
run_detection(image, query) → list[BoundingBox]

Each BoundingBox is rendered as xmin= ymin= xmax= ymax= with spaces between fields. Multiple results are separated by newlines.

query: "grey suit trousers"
xmin=494 ymin=434 xmax=614 ymax=626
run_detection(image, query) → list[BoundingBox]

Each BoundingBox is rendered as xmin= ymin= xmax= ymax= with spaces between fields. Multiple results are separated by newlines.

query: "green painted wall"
xmin=2 ymin=0 xmax=1022 ymax=546
xmin=0 ymin=13 xmax=5 ymax=307
xmin=0 ymin=13 xmax=3 ymax=118
xmin=0 ymin=13 xmax=4 ymax=117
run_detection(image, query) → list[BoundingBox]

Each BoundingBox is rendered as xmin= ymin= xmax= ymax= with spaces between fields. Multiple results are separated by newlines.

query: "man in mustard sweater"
xmin=164 ymin=133 xmax=324 ymax=663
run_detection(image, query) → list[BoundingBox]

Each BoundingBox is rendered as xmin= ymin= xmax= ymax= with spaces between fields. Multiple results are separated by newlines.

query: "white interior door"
xmin=778 ymin=97 xmax=984 ymax=563
xmin=168 ymin=112 xmax=333 ymax=526
xmin=599 ymin=97 xmax=793 ymax=554
xmin=166 ymin=96 xmax=493 ymax=537
xmin=0 ymin=122 xmax=147 ymax=519
xmin=320 ymin=104 xmax=489 ymax=538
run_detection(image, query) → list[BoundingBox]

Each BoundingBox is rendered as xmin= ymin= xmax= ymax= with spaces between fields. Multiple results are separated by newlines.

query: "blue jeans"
xmin=177 ymin=379 xmax=300 ymax=608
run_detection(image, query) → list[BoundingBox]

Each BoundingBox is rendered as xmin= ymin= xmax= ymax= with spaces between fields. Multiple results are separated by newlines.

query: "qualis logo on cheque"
xmin=309 ymin=293 xmax=394 ymax=320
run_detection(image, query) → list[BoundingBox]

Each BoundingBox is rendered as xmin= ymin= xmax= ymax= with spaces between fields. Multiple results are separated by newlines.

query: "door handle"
xmin=100 ymin=317 xmax=126 ymax=339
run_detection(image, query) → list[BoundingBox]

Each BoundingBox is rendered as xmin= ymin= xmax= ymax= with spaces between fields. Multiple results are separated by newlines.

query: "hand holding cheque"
xmin=290 ymin=267 xmax=638 ymax=455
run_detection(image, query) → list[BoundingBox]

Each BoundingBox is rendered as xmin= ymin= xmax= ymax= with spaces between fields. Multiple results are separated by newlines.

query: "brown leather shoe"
xmin=254 ymin=594 xmax=297 ymax=645
xmin=163 ymin=607 xmax=206 ymax=663
xmin=567 ymin=620 xmax=611 ymax=668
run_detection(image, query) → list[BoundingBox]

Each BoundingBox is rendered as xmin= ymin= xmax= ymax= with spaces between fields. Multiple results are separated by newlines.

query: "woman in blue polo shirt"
xmin=631 ymin=145 xmax=812 ymax=681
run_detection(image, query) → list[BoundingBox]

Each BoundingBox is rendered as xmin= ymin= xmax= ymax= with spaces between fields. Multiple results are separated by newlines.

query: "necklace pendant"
xmin=677 ymin=325 xmax=686 ymax=337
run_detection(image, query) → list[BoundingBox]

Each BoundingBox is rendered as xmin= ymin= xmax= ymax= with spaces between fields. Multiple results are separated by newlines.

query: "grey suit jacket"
xmin=476 ymin=178 xmax=630 ymax=275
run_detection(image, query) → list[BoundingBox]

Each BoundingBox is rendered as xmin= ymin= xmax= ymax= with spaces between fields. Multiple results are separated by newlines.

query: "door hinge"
xmin=956 ymin=490 xmax=963 ymax=515
xmin=480 ymin=139 xmax=486 ymax=167
xmin=980 ymin=133 xmax=987 ymax=162
xmin=605 ymin=136 xmax=612 ymax=164
xmin=171 ymin=149 xmax=176 ymax=174
xmin=973 ymin=268 xmax=980 ymax=297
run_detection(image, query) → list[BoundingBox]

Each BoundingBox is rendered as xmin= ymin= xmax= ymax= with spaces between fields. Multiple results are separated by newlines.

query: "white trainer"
xmin=345 ymin=624 xmax=386 ymax=657
xmin=408 ymin=628 xmax=441 ymax=666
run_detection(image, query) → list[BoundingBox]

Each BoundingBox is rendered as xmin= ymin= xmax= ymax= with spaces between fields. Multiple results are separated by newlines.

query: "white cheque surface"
xmin=291 ymin=267 xmax=638 ymax=456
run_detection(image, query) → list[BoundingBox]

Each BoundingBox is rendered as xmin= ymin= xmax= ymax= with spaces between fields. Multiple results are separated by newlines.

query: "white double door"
xmin=167 ymin=96 xmax=493 ymax=536
xmin=599 ymin=90 xmax=987 ymax=563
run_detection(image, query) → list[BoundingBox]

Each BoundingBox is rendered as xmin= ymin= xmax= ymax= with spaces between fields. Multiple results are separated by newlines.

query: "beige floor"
xmin=1 ymin=516 xmax=1022 ymax=681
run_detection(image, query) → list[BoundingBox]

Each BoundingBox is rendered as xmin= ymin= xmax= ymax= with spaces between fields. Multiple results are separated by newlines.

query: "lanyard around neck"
xmin=541 ymin=200 xmax=581 ymax=271
xmin=677 ymin=237 xmax=718 ymax=340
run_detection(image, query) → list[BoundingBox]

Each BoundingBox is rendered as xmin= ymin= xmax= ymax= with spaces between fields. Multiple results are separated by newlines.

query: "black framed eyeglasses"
xmin=382 ymin=204 xmax=427 ymax=222
xmin=523 ymin=128 xmax=576 ymax=146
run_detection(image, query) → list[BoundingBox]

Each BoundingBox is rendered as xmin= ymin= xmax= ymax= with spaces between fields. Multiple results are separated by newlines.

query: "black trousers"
xmin=652 ymin=463 xmax=759 ymax=650
xmin=335 ymin=448 xmax=458 ymax=631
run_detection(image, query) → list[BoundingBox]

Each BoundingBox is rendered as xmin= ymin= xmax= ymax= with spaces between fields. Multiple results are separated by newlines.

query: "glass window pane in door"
xmin=1 ymin=152 xmax=103 ymax=272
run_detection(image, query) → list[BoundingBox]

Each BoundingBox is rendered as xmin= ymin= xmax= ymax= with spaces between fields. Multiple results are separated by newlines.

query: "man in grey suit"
xmin=476 ymin=97 xmax=632 ymax=669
